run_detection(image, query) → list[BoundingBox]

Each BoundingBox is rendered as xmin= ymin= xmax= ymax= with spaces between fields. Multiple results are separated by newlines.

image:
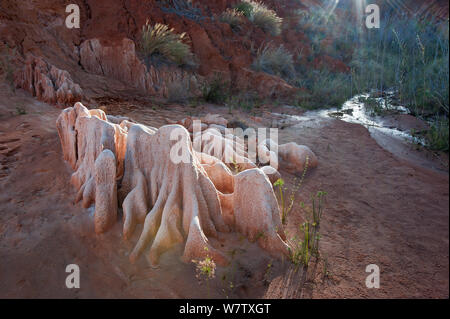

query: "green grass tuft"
xmin=235 ymin=1 xmax=282 ymax=36
xmin=201 ymin=75 xmax=230 ymax=104
xmin=234 ymin=1 xmax=253 ymax=18
xmin=252 ymin=43 xmax=295 ymax=80
xmin=139 ymin=21 xmax=194 ymax=66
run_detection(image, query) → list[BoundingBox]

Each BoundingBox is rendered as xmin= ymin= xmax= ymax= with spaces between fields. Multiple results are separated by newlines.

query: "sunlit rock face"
xmin=174 ymin=114 xmax=318 ymax=178
xmin=56 ymin=102 xmax=127 ymax=233
xmin=259 ymin=138 xmax=318 ymax=176
xmin=14 ymin=55 xmax=83 ymax=106
xmin=56 ymin=103 xmax=294 ymax=266
xmin=79 ymin=38 xmax=202 ymax=98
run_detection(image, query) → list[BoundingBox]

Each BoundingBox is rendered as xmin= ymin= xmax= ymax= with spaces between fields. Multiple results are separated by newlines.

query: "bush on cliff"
xmin=235 ymin=1 xmax=282 ymax=36
xmin=252 ymin=43 xmax=295 ymax=80
xmin=139 ymin=21 xmax=195 ymax=67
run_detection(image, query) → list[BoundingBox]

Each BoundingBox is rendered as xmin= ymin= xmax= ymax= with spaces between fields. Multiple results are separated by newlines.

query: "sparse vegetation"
xmin=220 ymin=248 xmax=246 ymax=298
xmin=294 ymin=70 xmax=352 ymax=109
xmin=219 ymin=8 xmax=244 ymax=31
xmin=226 ymin=91 xmax=262 ymax=113
xmin=274 ymin=156 xmax=310 ymax=225
xmin=353 ymin=16 xmax=449 ymax=118
xmin=426 ymin=117 xmax=449 ymax=152
xmin=359 ymin=96 xmax=385 ymax=117
xmin=351 ymin=9 xmax=448 ymax=151
xmin=139 ymin=21 xmax=195 ymax=67
xmin=235 ymin=1 xmax=282 ymax=36
xmin=201 ymin=75 xmax=230 ymax=104
xmin=230 ymin=157 xmax=243 ymax=174
xmin=234 ymin=1 xmax=253 ymax=18
xmin=15 ymin=105 xmax=27 ymax=115
xmin=273 ymin=178 xmax=287 ymax=224
xmin=288 ymin=191 xmax=327 ymax=268
xmin=158 ymin=0 xmax=204 ymax=21
xmin=192 ymin=247 xmax=217 ymax=297
xmin=252 ymin=43 xmax=295 ymax=80
xmin=311 ymin=191 xmax=327 ymax=228
xmin=279 ymin=3 xmax=448 ymax=153
xmin=250 ymin=1 xmax=283 ymax=36
xmin=263 ymin=260 xmax=273 ymax=285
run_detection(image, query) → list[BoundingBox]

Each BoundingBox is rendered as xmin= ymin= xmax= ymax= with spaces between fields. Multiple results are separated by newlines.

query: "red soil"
xmin=0 ymin=0 xmax=448 ymax=299
xmin=0 ymin=82 xmax=448 ymax=298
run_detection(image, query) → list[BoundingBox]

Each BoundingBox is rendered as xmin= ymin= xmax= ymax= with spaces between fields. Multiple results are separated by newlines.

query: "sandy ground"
xmin=0 ymin=83 xmax=448 ymax=298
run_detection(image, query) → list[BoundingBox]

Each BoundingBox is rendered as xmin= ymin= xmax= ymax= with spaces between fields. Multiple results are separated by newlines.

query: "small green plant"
xmin=311 ymin=191 xmax=327 ymax=228
xmin=288 ymin=190 xmax=327 ymax=268
xmin=289 ymin=221 xmax=313 ymax=267
xmin=139 ymin=21 xmax=194 ymax=66
xmin=255 ymin=230 xmax=266 ymax=240
xmin=16 ymin=106 xmax=27 ymax=115
xmin=287 ymin=156 xmax=310 ymax=210
xmin=220 ymin=248 xmax=246 ymax=298
xmin=425 ymin=116 xmax=449 ymax=152
xmin=226 ymin=92 xmax=261 ymax=112
xmin=274 ymin=156 xmax=309 ymax=225
xmin=252 ymin=43 xmax=295 ymax=80
xmin=359 ymin=96 xmax=386 ymax=116
xmin=294 ymin=70 xmax=352 ymax=109
xmin=192 ymin=247 xmax=217 ymax=297
xmin=263 ymin=260 xmax=273 ymax=285
xmin=225 ymin=96 xmax=236 ymax=114
xmin=201 ymin=75 xmax=229 ymax=104
xmin=219 ymin=8 xmax=244 ymax=31
xmin=274 ymin=178 xmax=287 ymax=224
xmin=229 ymin=157 xmax=244 ymax=174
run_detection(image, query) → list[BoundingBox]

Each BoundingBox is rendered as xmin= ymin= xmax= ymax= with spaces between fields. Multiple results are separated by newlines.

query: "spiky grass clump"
xmin=139 ymin=21 xmax=194 ymax=66
xmin=202 ymin=75 xmax=230 ymax=104
xmin=250 ymin=1 xmax=282 ymax=36
xmin=235 ymin=1 xmax=282 ymax=36
xmin=234 ymin=1 xmax=253 ymax=18
xmin=294 ymin=70 xmax=352 ymax=109
xmin=288 ymin=191 xmax=327 ymax=267
xmin=219 ymin=8 xmax=244 ymax=31
xmin=252 ymin=43 xmax=294 ymax=80
xmin=426 ymin=117 xmax=449 ymax=152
